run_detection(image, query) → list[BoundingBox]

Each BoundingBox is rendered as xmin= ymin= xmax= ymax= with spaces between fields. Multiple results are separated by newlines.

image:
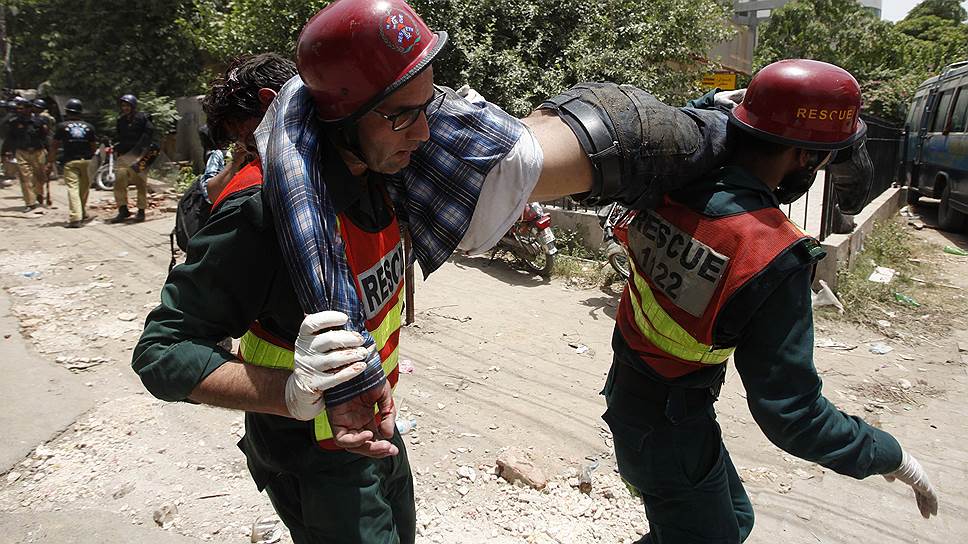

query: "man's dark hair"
xmin=203 ymin=53 xmax=297 ymax=147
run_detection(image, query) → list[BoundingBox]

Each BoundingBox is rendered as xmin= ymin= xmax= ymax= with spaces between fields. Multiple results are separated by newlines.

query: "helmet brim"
xmin=341 ymin=30 xmax=448 ymax=124
xmin=729 ymin=107 xmax=867 ymax=151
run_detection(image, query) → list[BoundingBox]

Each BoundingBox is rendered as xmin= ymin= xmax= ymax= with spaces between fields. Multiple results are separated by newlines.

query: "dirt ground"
xmin=0 ymin=179 xmax=965 ymax=544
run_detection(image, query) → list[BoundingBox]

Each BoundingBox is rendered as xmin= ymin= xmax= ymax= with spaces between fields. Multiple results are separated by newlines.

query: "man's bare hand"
xmin=328 ymin=380 xmax=398 ymax=458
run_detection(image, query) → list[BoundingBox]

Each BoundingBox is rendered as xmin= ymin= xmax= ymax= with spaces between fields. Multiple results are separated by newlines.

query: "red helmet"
xmin=296 ymin=0 xmax=447 ymax=123
xmin=730 ymin=59 xmax=866 ymax=150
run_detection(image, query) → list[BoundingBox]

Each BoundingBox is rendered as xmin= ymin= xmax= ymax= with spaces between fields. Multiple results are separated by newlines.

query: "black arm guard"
xmin=540 ymin=82 xmax=729 ymax=209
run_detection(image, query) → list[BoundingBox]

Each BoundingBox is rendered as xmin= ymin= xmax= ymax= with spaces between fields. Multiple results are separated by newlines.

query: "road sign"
xmin=701 ymin=72 xmax=737 ymax=91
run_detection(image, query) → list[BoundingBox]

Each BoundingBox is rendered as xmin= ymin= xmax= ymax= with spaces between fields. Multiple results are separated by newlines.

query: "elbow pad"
xmin=539 ymin=82 xmax=729 ymax=209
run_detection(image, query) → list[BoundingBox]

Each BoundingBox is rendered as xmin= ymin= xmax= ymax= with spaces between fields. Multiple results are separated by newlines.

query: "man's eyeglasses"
xmin=372 ymin=89 xmax=445 ymax=131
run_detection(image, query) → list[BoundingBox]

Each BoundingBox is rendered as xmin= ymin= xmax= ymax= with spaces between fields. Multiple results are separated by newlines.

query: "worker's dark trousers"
xmin=602 ymin=361 xmax=755 ymax=543
xmin=258 ymin=431 xmax=416 ymax=544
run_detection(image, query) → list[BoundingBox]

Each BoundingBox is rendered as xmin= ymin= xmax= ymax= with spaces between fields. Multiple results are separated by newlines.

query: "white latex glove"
xmin=285 ymin=311 xmax=370 ymax=421
xmin=884 ymin=450 xmax=939 ymax=518
xmin=713 ymin=88 xmax=747 ymax=109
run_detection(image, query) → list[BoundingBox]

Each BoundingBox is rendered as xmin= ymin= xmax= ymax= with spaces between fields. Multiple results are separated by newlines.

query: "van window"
xmin=950 ymin=88 xmax=968 ymax=133
xmin=910 ymin=96 xmax=926 ymax=130
xmin=931 ymin=91 xmax=954 ymax=132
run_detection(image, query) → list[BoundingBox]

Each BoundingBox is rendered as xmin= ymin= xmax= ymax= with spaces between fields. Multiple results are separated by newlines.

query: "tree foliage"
xmin=6 ymin=1 xmax=203 ymax=105
xmin=186 ymin=0 xmax=734 ymax=116
xmin=754 ymin=0 xmax=968 ymax=123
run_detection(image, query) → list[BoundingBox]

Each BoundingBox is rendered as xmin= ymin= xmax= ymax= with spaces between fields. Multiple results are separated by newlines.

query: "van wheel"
xmin=937 ymin=184 xmax=967 ymax=232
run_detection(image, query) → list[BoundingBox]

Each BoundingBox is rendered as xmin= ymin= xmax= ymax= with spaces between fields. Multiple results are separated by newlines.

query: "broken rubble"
xmin=496 ymin=448 xmax=548 ymax=490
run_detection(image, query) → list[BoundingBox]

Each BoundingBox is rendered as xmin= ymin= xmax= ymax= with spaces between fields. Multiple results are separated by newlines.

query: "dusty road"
xmin=0 ymin=179 xmax=965 ymax=543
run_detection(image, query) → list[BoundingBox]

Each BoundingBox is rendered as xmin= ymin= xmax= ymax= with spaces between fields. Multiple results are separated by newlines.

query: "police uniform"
xmin=4 ymin=113 xmax=49 ymax=206
xmin=114 ymin=110 xmax=153 ymax=212
xmin=52 ymin=119 xmax=96 ymax=223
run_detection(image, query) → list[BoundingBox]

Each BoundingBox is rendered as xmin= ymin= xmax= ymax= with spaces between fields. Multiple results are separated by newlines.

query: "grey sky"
xmin=882 ymin=0 xmax=968 ymax=21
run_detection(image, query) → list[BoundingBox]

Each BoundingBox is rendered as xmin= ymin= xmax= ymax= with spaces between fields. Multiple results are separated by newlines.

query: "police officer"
xmin=49 ymin=98 xmax=97 ymax=227
xmin=5 ymin=96 xmax=49 ymax=209
xmin=597 ymin=60 xmax=938 ymax=543
xmin=33 ymin=98 xmax=57 ymax=179
xmin=109 ymin=93 xmax=153 ymax=223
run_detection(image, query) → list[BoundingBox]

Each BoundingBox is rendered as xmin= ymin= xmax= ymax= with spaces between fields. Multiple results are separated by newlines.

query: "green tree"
xmin=754 ymin=0 xmax=968 ymax=122
xmin=6 ymin=1 xmax=203 ymax=111
xmin=187 ymin=0 xmax=734 ymax=116
xmin=904 ymin=0 xmax=967 ymax=23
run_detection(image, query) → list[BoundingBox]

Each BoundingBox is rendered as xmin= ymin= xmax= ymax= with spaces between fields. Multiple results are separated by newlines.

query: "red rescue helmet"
xmin=296 ymin=0 xmax=448 ymax=123
xmin=730 ymin=59 xmax=866 ymax=151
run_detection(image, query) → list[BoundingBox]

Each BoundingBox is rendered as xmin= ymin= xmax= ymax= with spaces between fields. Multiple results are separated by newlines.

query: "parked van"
xmin=901 ymin=60 xmax=968 ymax=232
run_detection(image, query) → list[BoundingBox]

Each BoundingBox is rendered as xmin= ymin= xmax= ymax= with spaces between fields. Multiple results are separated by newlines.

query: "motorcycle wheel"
xmin=93 ymin=165 xmax=115 ymax=191
xmin=606 ymin=243 xmax=631 ymax=280
xmin=512 ymin=228 xmax=555 ymax=278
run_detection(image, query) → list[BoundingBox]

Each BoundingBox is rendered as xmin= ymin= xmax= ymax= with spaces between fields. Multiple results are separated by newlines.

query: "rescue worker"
xmin=135 ymin=2 xmax=747 ymax=541
xmin=5 ymin=96 xmax=49 ymax=210
xmin=109 ymin=93 xmax=153 ymax=223
xmin=48 ymin=98 xmax=96 ymax=227
xmin=597 ymin=60 xmax=938 ymax=543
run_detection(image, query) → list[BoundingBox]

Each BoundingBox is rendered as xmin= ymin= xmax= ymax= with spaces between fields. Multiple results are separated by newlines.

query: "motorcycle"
xmin=90 ymin=142 xmax=116 ymax=191
xmin=496 ymin=202 xmax=557 ymax=277
xmin=598 ymin=202 xmax=631 ymax=280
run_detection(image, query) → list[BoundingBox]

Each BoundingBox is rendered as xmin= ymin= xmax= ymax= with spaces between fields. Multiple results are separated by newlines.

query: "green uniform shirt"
xmin=614 ymin=165 xmax=903 ymax=478
xmin=134 ymin=187 xmax=327 ymax=486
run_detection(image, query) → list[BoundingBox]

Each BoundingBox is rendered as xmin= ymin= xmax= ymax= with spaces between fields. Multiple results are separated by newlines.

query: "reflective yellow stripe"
xmin=240 ymin=323 xmax=402 ymax=443
xmin=627 ymin=260 xmax=734 ymax=365
xmin=372 ymin=296 xmax=403 ymax=351
xmin=239 ymin=331 xmax=294 ymax=370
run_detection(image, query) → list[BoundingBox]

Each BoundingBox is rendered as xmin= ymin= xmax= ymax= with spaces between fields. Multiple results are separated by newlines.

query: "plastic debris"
xmin=815 ymin=338 xmax=857 ymax=351
xmin=869 ymin=343 xmax=894 ymax=355
xmin=876 ymin=319 xmax=892 ymax=328
xmin=20 ymin=271 xmax=41 ymax=279
xmin=899 ymin=205 xmax=919 ymax=218
xmin=868 ymin=266 xmax=896 ymax=284
xmin=396 ymin=417 xmax=417 ymax=434
xmin=894 ymin=292 xmax=921 ymax=307
xmin=811 ymin=280 xmax=844 ymax=314
xmin=575 ymin=344 xmax=589 ymax=354
xmin=943 ymin=245 xmax=968 ymax=256
xmin=250 ymin=516 xmax=283 ymax=544
xmin=399 ymin=359 xmax=415 ymax=374
xmin=897 ymin=378 xmax=913 ymax=390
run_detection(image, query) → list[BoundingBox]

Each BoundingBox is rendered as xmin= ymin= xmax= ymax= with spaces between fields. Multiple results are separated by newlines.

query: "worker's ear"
xmin=258 ymin=88 xmax=277 ymax=112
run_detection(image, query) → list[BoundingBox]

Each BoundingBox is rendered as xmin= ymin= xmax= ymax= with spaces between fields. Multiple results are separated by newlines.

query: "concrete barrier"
xmin=814 ymin=187 xmax=904 ymax=292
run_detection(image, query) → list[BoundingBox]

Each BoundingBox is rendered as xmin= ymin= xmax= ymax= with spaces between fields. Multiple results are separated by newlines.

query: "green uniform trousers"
xmin=602 ymin=362 xmax=754 ymax=544
xmin=63 ymin=159 xmax=91 ymax=222
xmin=114 ymin=164 xmax=148 ymax=210
xmin=256 ymin=430 xmax=416 ymax=544
xmin=16 ymin=148 xmax=47 ymax=206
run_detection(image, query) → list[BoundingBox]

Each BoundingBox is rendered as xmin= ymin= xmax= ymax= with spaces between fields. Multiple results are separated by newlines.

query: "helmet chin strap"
xmin=326 ymin=123 xmax=370 ymax=175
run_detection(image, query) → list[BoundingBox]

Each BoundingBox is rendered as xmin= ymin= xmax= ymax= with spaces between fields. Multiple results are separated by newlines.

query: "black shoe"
xmin=134 ymin=209 xmax=146 ymax=222
xmin=108 ymin=207 xmax=131 ymax=224
xmin=66 ymin=220 xmax=82 ymax=228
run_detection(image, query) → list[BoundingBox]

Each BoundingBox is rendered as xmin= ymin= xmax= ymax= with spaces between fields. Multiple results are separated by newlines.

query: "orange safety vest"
xmin=214 ymin=161 xmax=403 ymax=450
xmin=615 ymin=197 xmax=813 ymax=379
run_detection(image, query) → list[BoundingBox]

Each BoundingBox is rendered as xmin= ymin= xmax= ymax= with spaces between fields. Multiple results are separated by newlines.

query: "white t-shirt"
xmin=457 ymin=90 xmax=544 ymax=254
